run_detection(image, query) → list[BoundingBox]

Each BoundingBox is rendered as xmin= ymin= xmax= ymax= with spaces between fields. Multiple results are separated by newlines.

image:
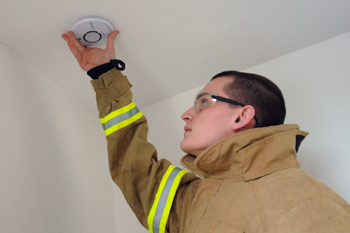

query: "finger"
xmin=106 ymin=30 xmax=119 ymax=51
xmin=61 ymin=33 xmax=82 ymax=61
xmin=62 ymin=33 xmax=78 ymax=53
xmin=67 ymin=31 xmax=86 ymax=55
xmin=61 ymin=33 xmax=70 ymax=43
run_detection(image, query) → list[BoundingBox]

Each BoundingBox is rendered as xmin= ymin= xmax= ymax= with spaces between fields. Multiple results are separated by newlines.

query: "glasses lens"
xmin=194 ymin=91 xmax=216 ymax=111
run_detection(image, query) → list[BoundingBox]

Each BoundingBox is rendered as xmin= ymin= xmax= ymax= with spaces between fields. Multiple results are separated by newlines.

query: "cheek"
xmin=197 ymin=117 xmax=230 ymax=139
xmin=180 ymin=112 xmax=235 ymax=155
xmin=193 ymin=109 xmax=236 ymax=139
xmin=207 ymin=113 xmax=234 ymax=137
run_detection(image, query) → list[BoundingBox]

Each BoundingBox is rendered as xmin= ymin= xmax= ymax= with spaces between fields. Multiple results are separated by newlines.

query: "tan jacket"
xmin=92 ymin=68 xmax=350 ymax=233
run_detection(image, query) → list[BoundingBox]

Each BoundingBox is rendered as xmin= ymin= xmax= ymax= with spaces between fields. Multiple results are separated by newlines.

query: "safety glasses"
xmin=193 ymin=90 xmax=259 ymax=125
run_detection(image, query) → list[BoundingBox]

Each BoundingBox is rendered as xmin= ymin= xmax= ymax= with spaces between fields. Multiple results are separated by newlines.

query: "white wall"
xmin=135 ymin=32 xmax=350 ymax=227
xmin=0 ymin=44 xmax=116 ymax=233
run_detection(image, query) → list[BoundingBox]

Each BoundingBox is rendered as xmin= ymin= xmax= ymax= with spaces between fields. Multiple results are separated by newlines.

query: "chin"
xmin=180 ymin=144 xmax=189 ymax=154
xmin=180 ymin=145 xmax=199 ymax=157
xmin=181 ymin=138 xmax=209 ymax=156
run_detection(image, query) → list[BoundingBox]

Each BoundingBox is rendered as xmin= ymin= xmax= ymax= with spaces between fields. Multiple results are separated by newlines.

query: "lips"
xmin=184 ymin=126 xmax=191 ymax=135
xmin=184 ymin=126 xmax=191 ymax=131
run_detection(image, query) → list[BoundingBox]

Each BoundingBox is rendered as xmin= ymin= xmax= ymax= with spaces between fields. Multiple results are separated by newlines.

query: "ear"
xmin=232 ymin=105 xmax=256 ymax=132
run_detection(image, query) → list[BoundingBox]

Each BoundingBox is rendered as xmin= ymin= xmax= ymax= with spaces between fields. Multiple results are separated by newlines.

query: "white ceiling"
xmin=1 ymin=0 xmax=350 ymax=110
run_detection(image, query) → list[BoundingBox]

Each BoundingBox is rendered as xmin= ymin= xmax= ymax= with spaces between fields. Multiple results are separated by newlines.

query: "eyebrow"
xmin=197 ymin=93 xmax=207 ymax=99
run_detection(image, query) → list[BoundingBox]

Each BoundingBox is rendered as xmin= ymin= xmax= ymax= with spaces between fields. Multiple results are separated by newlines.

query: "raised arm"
xmin=61 ymin=30 xmax=199 ymax=232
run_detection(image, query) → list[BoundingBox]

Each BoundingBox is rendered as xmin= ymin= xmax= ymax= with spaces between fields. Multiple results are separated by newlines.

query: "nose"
xmin=181 ymin=107 xmax=195 ymax=122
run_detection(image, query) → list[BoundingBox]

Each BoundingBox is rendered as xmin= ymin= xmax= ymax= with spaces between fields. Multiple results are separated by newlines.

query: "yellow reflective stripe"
xmin=104 ymin=111 xmax=143 ymax=136
xmin=148 ymin=165 xmax=189 ymax=233
xmin=100 ymin=102 xmax=137 ymax=124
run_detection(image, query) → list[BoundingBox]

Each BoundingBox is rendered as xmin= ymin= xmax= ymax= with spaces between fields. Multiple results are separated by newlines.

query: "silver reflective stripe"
xmin=101 ymin=106 xmax=140 ymax=130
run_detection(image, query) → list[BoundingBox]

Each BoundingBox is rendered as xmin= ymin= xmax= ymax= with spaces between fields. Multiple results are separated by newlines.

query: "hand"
xmin=62 ymin=30 xmax=119 ymax=71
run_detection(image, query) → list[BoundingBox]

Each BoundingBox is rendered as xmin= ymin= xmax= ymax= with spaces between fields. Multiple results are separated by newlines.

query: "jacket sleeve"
xmin=91 ymin=68 xmax=199 ymax=232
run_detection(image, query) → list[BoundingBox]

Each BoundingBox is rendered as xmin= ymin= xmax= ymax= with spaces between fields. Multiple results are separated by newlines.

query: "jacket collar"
xmin=180 ymin=124 xmax=308 ymax=180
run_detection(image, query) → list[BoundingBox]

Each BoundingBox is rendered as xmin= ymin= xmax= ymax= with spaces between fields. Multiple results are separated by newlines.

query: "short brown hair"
xmin=211 ymin=71 xmax=286 ymax=127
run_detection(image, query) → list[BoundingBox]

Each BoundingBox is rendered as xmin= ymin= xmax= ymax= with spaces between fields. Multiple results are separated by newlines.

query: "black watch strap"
xmin=87 ymin=59 xmax=125 ymax=79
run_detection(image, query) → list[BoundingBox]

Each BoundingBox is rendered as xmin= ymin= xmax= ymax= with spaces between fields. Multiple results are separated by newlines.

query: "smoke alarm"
xmin=71 ymin=16 xmax=114 ymax=47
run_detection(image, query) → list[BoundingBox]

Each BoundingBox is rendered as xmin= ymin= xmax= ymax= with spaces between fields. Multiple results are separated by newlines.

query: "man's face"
xmin=180 ymin=77 xmax=241 ymax=156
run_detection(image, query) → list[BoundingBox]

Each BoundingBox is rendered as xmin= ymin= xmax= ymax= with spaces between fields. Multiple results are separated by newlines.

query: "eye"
xmin=194 ymin=91 xmax=217 ymax=112
xmin=197 ymin=95 xmax=211 ymax=109
xmin=201 ymin=98 xmax=209 ymax=105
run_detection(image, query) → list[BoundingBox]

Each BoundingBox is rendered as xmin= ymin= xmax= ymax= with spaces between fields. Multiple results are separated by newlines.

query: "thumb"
xmin=106 ymin=30 xmax=119 ymax=50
